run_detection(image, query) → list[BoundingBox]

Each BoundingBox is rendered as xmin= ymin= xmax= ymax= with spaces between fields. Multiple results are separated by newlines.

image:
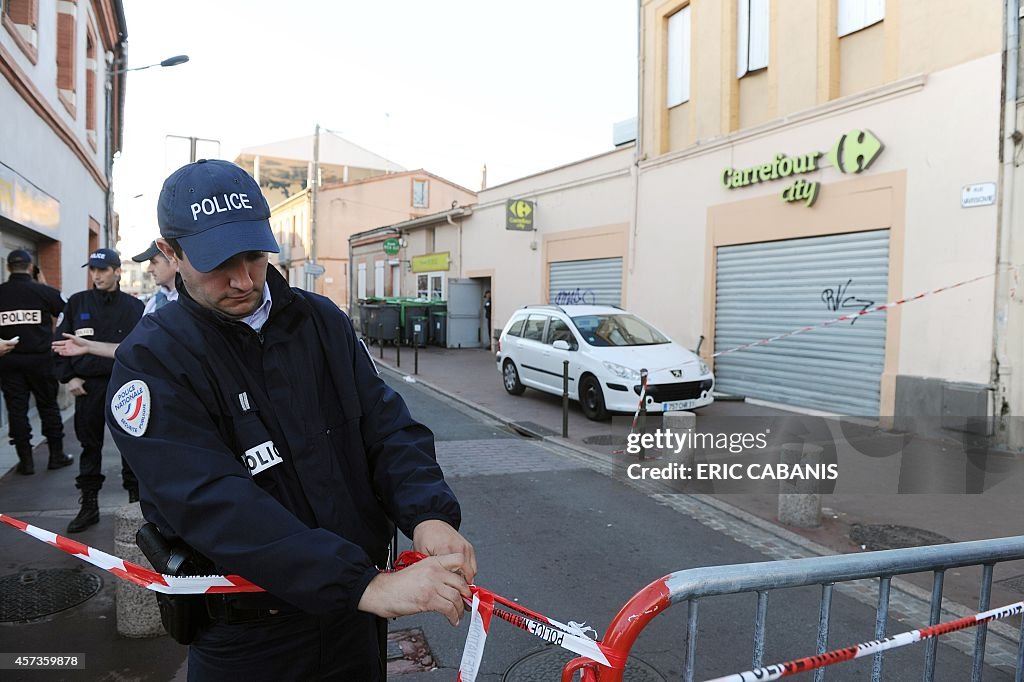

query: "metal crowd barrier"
xmin=561 ymin=536 xmax=1024 ymax=682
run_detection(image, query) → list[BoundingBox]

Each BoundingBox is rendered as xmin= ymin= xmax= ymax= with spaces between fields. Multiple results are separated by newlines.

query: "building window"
xmin=666 ymin=5 xmax=691 ymax=107
xmin=56 ymin=0 xmax=77 ymax=114
xmin=837 ymin=0 xmax=884 ymax=37
xmin=85 ymin=24 xmax=97 ymax=149
xmin=412 ymin=179 xmax=429 ymax=208
xmin=3 ymin=0 xmax=39 ymax=61
xmin=737 ymin=0 xmax=769 ymax=78
xmin=416 ymin=272 xmax=445 ymax=300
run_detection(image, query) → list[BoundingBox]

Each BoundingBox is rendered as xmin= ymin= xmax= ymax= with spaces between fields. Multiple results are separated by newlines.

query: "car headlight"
xmin=698 ymin=360 xmax=710 ymax=376
xmin=602 ymin=361 xmax=640 ymax=381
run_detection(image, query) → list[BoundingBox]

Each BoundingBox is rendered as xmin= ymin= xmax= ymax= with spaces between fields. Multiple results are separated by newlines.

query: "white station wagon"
xmin=495 ymin=305 xmax=714 ymax=420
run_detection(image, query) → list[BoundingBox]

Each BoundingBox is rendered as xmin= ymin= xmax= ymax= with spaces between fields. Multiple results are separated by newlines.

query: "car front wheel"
xmin=578 ymin=374 xmax=609 ymax=421
xmin=503 ymin=360 xmax=526 ymax=395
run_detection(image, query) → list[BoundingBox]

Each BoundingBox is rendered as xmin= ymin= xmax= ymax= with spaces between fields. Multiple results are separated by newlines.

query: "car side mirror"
xmin=552 ymin=339 xmax=571 ymax=351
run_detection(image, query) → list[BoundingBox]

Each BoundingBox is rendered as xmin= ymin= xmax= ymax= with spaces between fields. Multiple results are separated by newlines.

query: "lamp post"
xmin=104 ymin=54 xmax=189 ymax=248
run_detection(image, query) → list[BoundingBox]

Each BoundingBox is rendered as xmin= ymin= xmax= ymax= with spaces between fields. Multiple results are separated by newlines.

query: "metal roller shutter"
xmin=713 ymin=229 xmax=889 ymax=414
xmin=548 ymin=258 xmax=623 ymax=307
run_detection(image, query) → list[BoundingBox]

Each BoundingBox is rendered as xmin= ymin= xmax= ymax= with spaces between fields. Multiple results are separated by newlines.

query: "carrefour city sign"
xmin=720 ymin=129 xmax=884 ymax=207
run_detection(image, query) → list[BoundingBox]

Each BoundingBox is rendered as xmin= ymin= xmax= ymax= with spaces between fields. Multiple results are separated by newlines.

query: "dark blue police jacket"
xmin=106 ymin=265 xmax=461 ymax=614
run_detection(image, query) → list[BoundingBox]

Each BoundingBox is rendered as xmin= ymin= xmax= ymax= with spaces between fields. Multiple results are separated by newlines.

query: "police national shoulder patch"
xmin=111 ymin=380 xmax=151 ymax=437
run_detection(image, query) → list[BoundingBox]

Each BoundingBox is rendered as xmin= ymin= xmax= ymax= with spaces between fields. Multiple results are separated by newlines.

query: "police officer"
xmin=106 ymin=160 xmax=475 ymax=680
xmin=57 ymin=248 xmax=144 ymax=532
xmin=132 ymin=240 xmax=178 ymax=314
xmin=0 ymin=250 xmax=71 ymax=474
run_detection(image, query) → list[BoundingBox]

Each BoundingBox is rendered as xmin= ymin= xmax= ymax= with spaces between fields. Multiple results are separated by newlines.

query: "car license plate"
xmin=662 ymin=399 xmax=697 ymax=412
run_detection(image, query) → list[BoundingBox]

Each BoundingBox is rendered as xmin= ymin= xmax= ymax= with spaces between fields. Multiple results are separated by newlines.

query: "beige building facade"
xmin=272 ymin=169 xmax=475 ymax=309
xmin=627 ymin=0 xmax=1016 ymax=428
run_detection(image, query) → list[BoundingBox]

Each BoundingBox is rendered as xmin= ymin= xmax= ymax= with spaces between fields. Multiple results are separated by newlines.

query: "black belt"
xmin=205 ymin=594 xmax=301 ymax=624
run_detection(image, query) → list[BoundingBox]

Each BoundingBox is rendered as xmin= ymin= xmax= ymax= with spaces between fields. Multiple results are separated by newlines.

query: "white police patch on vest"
xmin=244 ymin=440 xmax=283 ymax=476
xmin=111 ymin=380 xmax=151 ymax=437
xmin=0 ymin=309 xmax=41 ymax=326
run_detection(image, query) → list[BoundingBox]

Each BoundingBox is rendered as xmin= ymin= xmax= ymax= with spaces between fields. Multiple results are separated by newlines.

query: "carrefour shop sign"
xmin=720 ymin=129 xmax=883 ymax=208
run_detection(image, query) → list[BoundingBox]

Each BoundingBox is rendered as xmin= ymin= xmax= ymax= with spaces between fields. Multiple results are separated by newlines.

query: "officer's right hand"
xmin=67 ymin=377 xmax=87 ymax=397
xmin=357 ymin=553 xmax=471 ymax=626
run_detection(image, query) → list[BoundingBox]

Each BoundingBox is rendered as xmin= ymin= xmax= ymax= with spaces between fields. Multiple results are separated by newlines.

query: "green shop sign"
xmin=383 ymin=237 xmax=401 ymax=256
xmin=720 ymin=129 xmax=883 ymax=207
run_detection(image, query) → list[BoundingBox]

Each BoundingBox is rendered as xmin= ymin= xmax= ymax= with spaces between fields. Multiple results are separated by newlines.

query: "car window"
xmin=521 ymin=314 xmax=547 ymax=342
xmin=506 ymin=318 xmax=526 ymax=337
xmin=544 ymin=317 xmax=574 ymax=346
xmin=571 ymin=314 xmax=670 ymax=347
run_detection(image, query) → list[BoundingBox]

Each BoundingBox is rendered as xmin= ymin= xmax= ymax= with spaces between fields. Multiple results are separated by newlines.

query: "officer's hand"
xmin=0 ymin=338 xmax=15 ymax=357
xmin=357 ymin=553 xmax=471 ymax=626
xmin=52 ymin=333 xmax=91 ymax=357
xmin=67 ymin=377 xmax=86 ymax=397
xmin=412 ymin=519 xmax=477 ymax=585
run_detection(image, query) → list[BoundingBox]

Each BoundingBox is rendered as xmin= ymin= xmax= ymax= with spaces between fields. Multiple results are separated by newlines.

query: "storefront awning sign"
xmin=506 ymin=199 xmax=535 ymax=231
xmin=0 ymin=163 xmax=60 ymax=236
xmin=412 ymin=252 xmax=450 ymax=273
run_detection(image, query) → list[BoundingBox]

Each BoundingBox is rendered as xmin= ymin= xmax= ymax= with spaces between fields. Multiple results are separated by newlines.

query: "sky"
xmin=113 ymin=0 xmax=639 ymax=257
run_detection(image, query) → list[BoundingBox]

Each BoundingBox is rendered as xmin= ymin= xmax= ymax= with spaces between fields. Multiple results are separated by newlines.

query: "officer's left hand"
xmin=0 ymin=338 xmax=15 ymax=357
xmin=412 ymin=519 xmax=477 ymax=584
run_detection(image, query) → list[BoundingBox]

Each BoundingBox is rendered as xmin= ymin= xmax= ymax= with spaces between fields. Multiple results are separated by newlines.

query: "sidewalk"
xmin=371 ymin=342 xmax=1024 ymax=615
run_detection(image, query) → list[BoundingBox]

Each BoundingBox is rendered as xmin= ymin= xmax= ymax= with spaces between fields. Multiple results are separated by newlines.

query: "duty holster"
xmin=136 ymin=522 xmax=212 ymax=645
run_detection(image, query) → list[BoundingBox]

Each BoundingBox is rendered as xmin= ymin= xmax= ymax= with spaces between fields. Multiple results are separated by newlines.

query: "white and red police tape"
xmin=0 ymin=514 xmax=613 ymax=681
xmin=701 ymin=600 xmax=1024 ymax=682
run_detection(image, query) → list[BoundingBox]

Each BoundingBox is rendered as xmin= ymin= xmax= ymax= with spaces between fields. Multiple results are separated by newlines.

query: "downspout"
xmin=629 ymin=0 xmax=644 ymax=286
xmin=993 ymin=0 xmax=1020 ymax=442
xmin=447 ymin=211 xmax=461 ymax=278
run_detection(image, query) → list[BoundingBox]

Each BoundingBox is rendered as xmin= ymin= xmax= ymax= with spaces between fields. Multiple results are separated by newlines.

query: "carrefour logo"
xmin=828 ymin=129 xmax=884 ymax=175
xmin=720 ymin=129 xmax=884 ymax=208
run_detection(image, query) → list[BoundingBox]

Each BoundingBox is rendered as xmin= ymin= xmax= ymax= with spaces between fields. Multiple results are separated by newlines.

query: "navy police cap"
xmin=82 ymin=248 xmax=121 ymax=269
xmin=157 ymin=159 xmax=279 ymax=273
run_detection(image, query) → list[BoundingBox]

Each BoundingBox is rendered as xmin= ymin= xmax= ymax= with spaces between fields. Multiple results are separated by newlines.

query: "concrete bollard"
xmin=114 ymin=503 xmax=164 ymax=638
xmin=777 ymin=442 xmax=823 ymax=528
xmin=662 ymin=411 xmax=696 ymax=466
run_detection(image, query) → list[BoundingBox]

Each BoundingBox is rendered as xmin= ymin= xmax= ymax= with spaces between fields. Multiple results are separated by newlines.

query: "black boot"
xmin=67 ymin=491 xmax=99 ymax=533
xmin=14 ymin=445 xmax=34 ymax=475
xmin=47 ymin=441 xmax=73 ymax=470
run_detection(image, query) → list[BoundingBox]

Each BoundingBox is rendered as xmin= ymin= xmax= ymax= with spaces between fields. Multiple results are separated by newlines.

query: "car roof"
xmin=516 ymin=304 xmax=627 ymax=317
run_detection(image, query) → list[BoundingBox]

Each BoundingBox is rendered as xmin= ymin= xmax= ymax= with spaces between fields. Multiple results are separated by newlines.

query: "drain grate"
xmin=504 ymin=648 xmax=664 ymax=681
xmin=386 ymin=627 xmax=436 ymax=676
xmin=582 ymin=434 xmax=627 ymax=446
xmin=509 ymin=421 xmax=560 ymax=439
xmin=0 ymin=569 xmax=102 ymax=622
xmin=849 ymin=524 xmax=952 ymax=552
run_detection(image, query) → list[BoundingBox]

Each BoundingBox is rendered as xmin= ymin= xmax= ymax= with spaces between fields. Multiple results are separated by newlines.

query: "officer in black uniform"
xmin=57 ymin=248 xmax=144 ymax=532
xmin=0 ymin=249 xmax=72 ymax=474
xmin=106 ymin=160 xmax=475 ymax=680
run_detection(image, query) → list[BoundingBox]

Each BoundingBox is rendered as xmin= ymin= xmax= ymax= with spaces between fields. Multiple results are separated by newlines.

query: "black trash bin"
xmin=430 ymin=310 xmax=447 ymax=347
xmin=375 ymin=305 xmax=400 ymax=343
xmin=361 ymin=304 xmax=379 ymax=341
xmin=407 ymin=315 xmax=429 ymax=347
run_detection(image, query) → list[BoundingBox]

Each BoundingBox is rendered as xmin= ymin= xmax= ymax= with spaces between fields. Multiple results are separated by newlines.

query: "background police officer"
xmin=56 ymin=248 xmax=144 ymax=532
xmin=0 ymin=249 xmax=71 ymax=474
xmin=132 ymin=240 xmax=178 ymax=314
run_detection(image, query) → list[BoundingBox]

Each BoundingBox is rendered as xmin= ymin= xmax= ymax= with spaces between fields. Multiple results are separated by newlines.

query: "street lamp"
xmin=104 ymin=54 xmax=190 ymax=248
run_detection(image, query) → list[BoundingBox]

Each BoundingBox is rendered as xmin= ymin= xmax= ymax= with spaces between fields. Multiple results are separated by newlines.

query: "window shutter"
xmin=736 ymin=0 xmax=750 ymax=78
xmin=864 ymin=0 xmax=885 ymax=27
xmin=837 ymin=0 xmax=863 ymax=37
xmin=56 ymin=10 xmax=75 ymax=91
xmin=747 ymin=0 xmax=769 ymax=72
xmin=667 ymin=6 xmax=690 ymax=107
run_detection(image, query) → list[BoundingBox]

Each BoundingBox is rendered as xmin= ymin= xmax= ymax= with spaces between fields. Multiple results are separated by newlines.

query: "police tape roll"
xmin=702 ymin=600 xmax=1024 ymax=682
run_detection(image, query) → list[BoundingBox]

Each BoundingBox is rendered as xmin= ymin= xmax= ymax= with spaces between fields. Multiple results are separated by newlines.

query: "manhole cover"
xmin=0 ymin=569 xmax=102 ymax=622
xmin=996 ymin=575 xmax=1024 ymax=594
xmin=849 ymin=524 xmax=952 ymax=552
xmin=503 ymin=648 xmax=664 ymax=681
xmin=386 ymin=627 xmax=435 ymax=676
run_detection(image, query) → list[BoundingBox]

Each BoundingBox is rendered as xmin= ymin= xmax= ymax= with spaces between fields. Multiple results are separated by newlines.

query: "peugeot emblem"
xmin=671 ymin=369 xmax=682 ymax=378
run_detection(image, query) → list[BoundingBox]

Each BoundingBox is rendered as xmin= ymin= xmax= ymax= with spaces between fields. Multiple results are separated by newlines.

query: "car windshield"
xmin=570 ymin=314 xmax=670 ymax=347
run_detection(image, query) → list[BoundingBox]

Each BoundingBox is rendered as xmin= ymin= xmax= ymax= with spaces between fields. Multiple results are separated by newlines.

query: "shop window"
xmin=736 ymin=0 xmax=769 ymax=78
xmin=838 ymin=0 xmax=884 ymax=37
xmin=666 ymin=5 xmax=690 ymax=107
xmin=412 ymin=179 xmax=429 ymax=208
xmin=417 ymin=274 xmax=428 ymax=299
xmin=3 ymin=0 xmax=38 ymax=60
xmin=56 ymin=0 xmax=77 ymax=115
xmin=416 ymin=271 xmax=445 ymax=300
